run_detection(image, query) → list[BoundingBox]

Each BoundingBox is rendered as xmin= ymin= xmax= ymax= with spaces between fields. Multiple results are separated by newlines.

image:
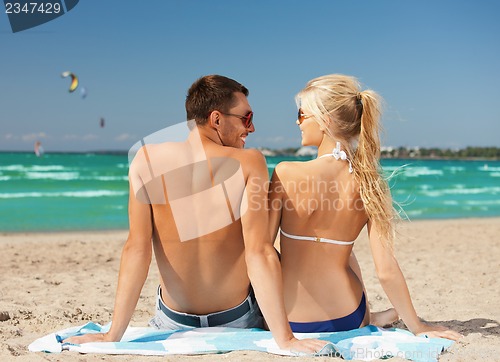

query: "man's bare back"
xmin=130 ymin=135 xmax=259 ymax=314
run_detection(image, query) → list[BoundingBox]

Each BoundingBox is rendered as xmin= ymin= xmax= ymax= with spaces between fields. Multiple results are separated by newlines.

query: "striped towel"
xmin=29 ymin=323 xmax=453 ymax=362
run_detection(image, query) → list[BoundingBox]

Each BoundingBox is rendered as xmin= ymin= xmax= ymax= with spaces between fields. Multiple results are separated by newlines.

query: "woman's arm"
xmin=367 ymin=220 xmax=462 ymax=340
xmin=241 ymin=151 xmax=326 ymax=353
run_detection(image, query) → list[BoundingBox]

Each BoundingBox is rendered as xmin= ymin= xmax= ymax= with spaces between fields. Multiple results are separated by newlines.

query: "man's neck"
xmin=196 ymin=124 xmax=224 ymax=147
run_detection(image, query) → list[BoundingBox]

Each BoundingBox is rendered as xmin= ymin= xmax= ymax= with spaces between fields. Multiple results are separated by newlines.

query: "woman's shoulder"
xmin=274 ymin=160 xmax=313 ymax=178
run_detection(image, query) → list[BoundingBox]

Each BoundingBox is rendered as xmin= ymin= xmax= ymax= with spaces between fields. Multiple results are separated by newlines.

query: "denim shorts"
xmin=149 ymin=286 xmax=264 ymax=330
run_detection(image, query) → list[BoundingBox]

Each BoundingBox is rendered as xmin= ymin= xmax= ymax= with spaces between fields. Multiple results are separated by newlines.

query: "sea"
xmin=1 ymin=152 xmax=499 ymax=232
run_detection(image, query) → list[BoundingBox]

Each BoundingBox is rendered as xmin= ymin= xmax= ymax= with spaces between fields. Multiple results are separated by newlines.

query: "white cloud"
xmin=266 ymin=136 xmax=285 ymax=143
xmin=63 ymin=134 xmax=79 ymax=140
xmin=384 ymin=108 xmax=407 ymax=123
xmin=62 ymin=134 xmax=99 ymax=141
xmin=253 ymin=135 xmax=287 ymax=143
xmin=21 ymin=132 xmax=48 ymax=142
xmin=83 ymin=134 xmax=99 ymax=141
xmin=115 ymin=133 xmax=136 ymax=142
xmin=3 ymin=133 xmax=18 ymax=140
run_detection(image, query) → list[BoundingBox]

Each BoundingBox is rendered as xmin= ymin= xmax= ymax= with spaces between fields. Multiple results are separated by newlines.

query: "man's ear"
xmin=208 ymin=111 xmax=220 ymax=128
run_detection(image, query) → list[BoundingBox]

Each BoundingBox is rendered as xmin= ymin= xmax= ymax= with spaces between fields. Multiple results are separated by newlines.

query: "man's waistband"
xmin=157 ymin=286 xmax=256 ymax=328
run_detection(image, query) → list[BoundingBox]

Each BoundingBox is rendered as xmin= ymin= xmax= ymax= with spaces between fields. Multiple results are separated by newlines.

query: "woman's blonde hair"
xmin=296 ymin=74 xmax=397 ymax=246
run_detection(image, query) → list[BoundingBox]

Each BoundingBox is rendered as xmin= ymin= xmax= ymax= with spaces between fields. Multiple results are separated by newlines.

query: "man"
xmin=65 ymin=75 xmax=325 ymax=353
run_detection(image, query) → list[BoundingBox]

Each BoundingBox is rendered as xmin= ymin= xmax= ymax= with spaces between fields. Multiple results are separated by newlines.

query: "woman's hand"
xmin=413 ymin=321 xmax=463 ymax=341
xmin=280 ymin=336 xmax=331 ymax=355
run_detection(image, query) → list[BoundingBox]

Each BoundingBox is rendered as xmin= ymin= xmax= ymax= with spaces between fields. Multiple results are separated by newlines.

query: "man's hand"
xmin=63 ymin=332 xmax=111 ymax=345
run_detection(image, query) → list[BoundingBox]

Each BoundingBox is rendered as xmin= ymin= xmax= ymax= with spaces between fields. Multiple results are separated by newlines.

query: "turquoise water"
xmin=1 ymin=152 xmax=499 ymax=231
xmin=0 ymin=153 xmax=129 ymax=231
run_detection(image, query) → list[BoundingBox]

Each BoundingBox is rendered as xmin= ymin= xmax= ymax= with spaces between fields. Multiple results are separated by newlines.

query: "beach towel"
xmin=29 ymin=323 xmax=454 ymax=362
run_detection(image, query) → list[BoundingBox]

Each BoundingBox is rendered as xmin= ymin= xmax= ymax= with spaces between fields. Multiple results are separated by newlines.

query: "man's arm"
xmin=241 ymin=150 xmax=326 ymax=352
xmin=65 ymin=156 xmax=153 ymax=344
xmin=105 ymin=179 xmax=153 ymax=341
xmin=268 ymin=166 xmax=284 ymax=244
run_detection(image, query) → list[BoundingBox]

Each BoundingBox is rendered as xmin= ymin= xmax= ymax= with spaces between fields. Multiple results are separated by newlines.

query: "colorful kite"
xmin=61 ymin=71 xmax=79 ymax=92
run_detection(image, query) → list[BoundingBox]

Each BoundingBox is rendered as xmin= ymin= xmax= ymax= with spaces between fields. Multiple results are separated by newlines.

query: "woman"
xmin=269 ymin=74 xmax=461 ymax=339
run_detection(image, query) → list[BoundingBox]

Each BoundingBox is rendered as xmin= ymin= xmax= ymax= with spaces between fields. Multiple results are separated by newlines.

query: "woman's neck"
xmin=316 ymin=137 xmax=338 ymax=158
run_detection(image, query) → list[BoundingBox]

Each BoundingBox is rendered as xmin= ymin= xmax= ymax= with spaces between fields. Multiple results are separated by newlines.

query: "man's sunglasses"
xmin=220 ymin=111 xmax=254 ymax=128
xmin=297 ymin=109 xmax=312 ymax=125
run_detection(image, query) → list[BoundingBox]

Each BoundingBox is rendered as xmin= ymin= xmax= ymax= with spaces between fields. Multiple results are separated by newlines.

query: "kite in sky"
xmin=61 ymin=71 xmax=79 ymax=92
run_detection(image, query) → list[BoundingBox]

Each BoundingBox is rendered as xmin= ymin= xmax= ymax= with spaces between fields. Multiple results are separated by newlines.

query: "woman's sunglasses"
xmin=220 ymin=112 xmax=254 ymax=128
xmin=297 ymin=109 xmax=312 ymax=125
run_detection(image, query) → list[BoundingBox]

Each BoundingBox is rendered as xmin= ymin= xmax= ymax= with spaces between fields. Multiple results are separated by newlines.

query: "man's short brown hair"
xmin=185 ymin=75 xmax=249 ymax=125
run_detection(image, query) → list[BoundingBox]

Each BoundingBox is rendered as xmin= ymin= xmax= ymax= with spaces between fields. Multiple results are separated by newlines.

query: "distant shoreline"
xmin=1 ymin=149 xmax=499 ymax=161
xmin=0 ymin=150 xmax=129 ymax=155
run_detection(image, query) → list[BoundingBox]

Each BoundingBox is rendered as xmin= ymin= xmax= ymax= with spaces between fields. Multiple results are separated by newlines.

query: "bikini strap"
xmin=319 ymin=141 xmax=353 ymax=173
xmin=280 ymin=229 xmax=354 ymax=246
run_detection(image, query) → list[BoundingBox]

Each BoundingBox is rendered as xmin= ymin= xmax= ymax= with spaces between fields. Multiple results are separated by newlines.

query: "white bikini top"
xmin=280 ymin=142 xmax=355 ymax=246
xmin=280 ymin=229 xmax=354 ymax=246
xmin=319 ymin=141 xmax=353 ymax=173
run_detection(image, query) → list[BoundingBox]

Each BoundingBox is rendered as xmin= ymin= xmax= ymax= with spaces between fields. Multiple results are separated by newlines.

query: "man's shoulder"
xmin=224 ymin=148 xmax=266 ymax=164
xmin=129 ymin=142 xmax=182 ymax=175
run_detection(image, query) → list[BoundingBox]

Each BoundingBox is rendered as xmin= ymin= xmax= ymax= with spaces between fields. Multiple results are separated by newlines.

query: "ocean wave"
xmin=30 ymin=165 xmax=67 ymax=171
xmin=25 ymin=172 xmax=80 ymax=180
xmin=421 ymin=186 xmax=500 ymax=197
xmin=444 ymin=166 xmax=466 ymax=172
xmin=490 ymin=172 xmax=500 ymax=177
xmin=91 ymin=176 xmax=129 ymax=181
xmin=401 ymin=167 xmax=444 ymax=177
xmin=381 ymin=166 xmax=401 ymax=172
xmin=0 ymin=164 xmax=26 ymax=171
xmin=1 ymin=174 xmax=128 ymax=182
xmin=0 ymin=164 xmax=68 ymax=172
xmin=465 ymin=199 xmax=500 ymax=206
xmin=479 ymin=166 xmax=500 ymax=172
xmin=79 ymin=175 xmax=128 ymax=181
xmin=109 ymin=205 xmax=126 ymax=209
xmin=0 ymin=190 xmax=128 ymax=199
xmin=406 ymin=209 xmax=423 ymax=216
xmin=418 ymin=184 xmax=433 ymax=190
xmin=393 ymin=189 xmax=408 ymax=195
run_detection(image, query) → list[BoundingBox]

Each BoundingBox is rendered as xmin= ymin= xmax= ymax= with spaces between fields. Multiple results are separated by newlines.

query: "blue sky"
xmin=1 ymin=0 xmax=499 ymax=152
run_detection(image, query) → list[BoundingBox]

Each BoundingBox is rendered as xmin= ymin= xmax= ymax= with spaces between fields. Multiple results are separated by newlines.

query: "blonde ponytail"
xmin=353 ymin=91 xmax=396 ymax=247
xmin=297 ymin=74 xmax=397 ymax=248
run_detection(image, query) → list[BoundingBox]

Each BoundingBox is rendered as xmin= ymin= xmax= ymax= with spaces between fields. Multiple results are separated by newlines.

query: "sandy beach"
xmin=1 ymin=218 xmax=499 ymax=361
